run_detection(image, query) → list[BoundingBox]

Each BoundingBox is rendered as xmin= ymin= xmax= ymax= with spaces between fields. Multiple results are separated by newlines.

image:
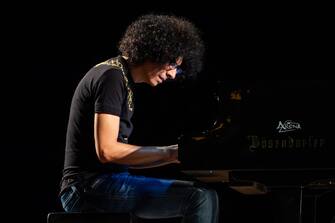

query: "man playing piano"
xmin=59 ymin=14 xmax=219 ymax=223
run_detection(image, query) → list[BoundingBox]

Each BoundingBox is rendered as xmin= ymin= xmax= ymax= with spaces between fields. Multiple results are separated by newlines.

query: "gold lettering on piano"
xmin=247 ymin=135 xmax=326 ymax=152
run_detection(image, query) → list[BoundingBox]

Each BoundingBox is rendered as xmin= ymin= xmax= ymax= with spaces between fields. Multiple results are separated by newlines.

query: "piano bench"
xmin=47 ymin=212 xmax=133 ymax=223
xmin=47 ymin=212 xmax=182 ymax=223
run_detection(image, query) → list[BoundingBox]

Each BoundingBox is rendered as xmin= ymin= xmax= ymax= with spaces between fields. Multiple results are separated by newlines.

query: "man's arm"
xmin=94 ymin=113 xmax=179 ymax=167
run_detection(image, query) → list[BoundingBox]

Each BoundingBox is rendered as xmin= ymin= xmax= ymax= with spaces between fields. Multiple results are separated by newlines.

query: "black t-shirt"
xmin=62 ymin=56 xmax=134 ymax=185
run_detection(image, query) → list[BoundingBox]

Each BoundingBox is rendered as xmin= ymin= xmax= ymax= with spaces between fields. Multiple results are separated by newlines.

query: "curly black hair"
xmin=118 ymin=14 xmax=204 ymax=77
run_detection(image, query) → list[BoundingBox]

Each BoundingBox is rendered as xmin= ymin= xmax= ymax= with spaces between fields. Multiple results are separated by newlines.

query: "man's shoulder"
xmin=77 ymin=57 xmax=126 ymax=93
xmin=93 ymin=56 xmax=125 ymax=73
xmin=86 ymin=58 xmax=125 ymax=83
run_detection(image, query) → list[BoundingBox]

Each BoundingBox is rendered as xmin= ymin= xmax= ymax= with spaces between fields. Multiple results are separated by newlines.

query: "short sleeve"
xmin=94 ymin=69 xmax=125 ymax=116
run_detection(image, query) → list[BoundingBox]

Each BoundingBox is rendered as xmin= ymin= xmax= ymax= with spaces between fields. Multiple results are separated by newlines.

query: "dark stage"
xmin=1 ymin=4 xmax=334 ymax=223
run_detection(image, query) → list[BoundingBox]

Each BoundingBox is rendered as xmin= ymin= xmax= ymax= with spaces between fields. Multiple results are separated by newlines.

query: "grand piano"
xmin=178 ymin=80 xmax=335 ymax=222
xmin=179 ymin=80 xmax=335 ymax=223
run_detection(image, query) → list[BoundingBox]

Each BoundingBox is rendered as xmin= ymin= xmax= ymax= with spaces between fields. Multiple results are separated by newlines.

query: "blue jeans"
xmin=60 ymin=172 xmax=219 ymax=223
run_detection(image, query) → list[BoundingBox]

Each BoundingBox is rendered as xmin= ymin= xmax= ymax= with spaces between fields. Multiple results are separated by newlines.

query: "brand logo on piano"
xmin=276 ymin=120 xmax=301 ymax=133
xmin=247 ymin=120 xmax=326 ymax=151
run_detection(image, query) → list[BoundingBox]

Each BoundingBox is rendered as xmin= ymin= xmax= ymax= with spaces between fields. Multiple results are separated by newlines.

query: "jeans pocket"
xmin=60 ymin=185 xmax=82 ymax=212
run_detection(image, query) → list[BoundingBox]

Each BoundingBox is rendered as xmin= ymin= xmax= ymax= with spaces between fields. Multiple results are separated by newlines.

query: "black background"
xmin=1 ymin=3 xmax=333 ymax=223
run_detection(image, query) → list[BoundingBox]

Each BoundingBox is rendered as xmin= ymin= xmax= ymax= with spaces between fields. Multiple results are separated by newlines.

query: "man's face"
xmin=146 ymin=57 xmax=183 ymax=86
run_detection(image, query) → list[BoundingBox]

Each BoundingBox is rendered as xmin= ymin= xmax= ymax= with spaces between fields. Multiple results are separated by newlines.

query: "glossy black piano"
xmin=131 ymin=79 xmax=334 ymax=222
xmin=178 ymin=80 xmax=335 ymax=190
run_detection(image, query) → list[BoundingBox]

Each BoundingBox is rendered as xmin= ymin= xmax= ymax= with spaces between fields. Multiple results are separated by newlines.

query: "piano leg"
xmin=301 ymin=186 xmax=335 ymax=223
xmin=270 ymin=188 xmax=301 ymax=223
xmin=270 ymin=185 xmax=335 ymax=223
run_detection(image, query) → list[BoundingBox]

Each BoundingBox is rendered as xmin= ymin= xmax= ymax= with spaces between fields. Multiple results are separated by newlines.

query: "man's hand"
xmin=158 ymin=144 xmax=180 ymax=164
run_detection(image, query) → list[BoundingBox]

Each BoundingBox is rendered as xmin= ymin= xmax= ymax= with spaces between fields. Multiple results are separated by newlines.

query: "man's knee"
xmin=190 ymin=188 xmax=218 ymax=209
xmin=204 ymin=189 xmax=219 ymax=207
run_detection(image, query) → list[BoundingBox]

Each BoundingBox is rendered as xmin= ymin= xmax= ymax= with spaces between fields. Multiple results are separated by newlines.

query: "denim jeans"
xmin=60 ymin=172 xmax=219 ymax=223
